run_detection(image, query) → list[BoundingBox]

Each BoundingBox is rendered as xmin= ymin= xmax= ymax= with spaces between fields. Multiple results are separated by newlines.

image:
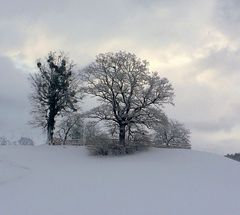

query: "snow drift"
xmin=0 ymin=145 xmax=239 ymax=215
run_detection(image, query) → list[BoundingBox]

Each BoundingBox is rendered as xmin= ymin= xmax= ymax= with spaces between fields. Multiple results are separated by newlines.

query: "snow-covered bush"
xmin=85 ymin=122 xmax=149 ymax=156
xmin=18 ymin=137 xmax=34 ymax=145
xmin=87 ymin=141 xmax=124 ymax=156
xmin=85 ymin=132 xmax=117 ymax=155
xmin=87 ymin=139 xmax=149 ymax=156
xmin=0 ymin=136 xmax=11 ymax=145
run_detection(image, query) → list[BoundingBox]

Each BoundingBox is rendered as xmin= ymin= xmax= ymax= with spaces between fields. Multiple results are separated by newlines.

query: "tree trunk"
xmin=164 ymin=130 xmax=169 ymax=147
xmin=63 ymin=128 xmax=71 ymax=145
xmin=47 ymin=111 xmax=55 ymax=145
xmin=47 ymin=127 xmax=53 ymax=145
xmin=119 ymin=124 xmax=126 ymax=146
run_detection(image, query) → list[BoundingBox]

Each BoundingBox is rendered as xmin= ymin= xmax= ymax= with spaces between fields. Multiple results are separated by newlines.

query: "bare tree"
xmin=0 ymin=136 xmax=11 ymax=145
xmin=84 ymin=121 xmax=109 ymax=145
xmin=56 ymin=113 xmax=84 ymax=144
xmin=29 ymin=51 xmax=79 ymax=145
xmin=81 ymin=51 xmax=174 ymax=146
xmin=153 ymin=119 xmax=191 ymax=149
xmin=18 ymin=137 xmax=34 ymax=145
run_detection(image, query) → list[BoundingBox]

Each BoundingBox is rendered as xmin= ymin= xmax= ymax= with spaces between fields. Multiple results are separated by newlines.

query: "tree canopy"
xmin=81 ymin=51 xmax=174 ymax=146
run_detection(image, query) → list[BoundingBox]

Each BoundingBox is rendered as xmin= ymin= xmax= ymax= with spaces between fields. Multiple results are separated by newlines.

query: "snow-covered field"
xmin=0 ymin=145 xmax=240 ymax=215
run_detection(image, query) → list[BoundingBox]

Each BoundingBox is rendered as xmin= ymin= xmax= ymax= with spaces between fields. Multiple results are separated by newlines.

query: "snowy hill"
xmin=0 ymin=145 xmax=240 ymax=215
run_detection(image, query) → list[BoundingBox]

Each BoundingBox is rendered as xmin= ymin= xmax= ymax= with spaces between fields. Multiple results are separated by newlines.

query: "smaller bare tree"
xmin=18 ymin=137 xmax=34 ymax=145
xmin=154 ymin=120 xmax=191 ymax=149
xmin=0 ymin=136 xmax=11 ymax=145
xmin=56 ymin=113 xmax=83 ymax=145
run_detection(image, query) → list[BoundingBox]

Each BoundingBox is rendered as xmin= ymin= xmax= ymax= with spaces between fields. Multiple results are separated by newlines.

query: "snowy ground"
xmin=0 ymin=145 xmax=240 ymax=215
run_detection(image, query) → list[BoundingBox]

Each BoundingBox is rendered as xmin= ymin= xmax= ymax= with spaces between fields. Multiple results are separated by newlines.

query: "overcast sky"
xmin=1 ymin=0 xmax=240 ymax=154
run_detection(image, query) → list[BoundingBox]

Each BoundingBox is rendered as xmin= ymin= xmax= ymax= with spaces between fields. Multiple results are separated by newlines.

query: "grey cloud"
xmin=0 ymin=0 xmax=65 ymax=20
xmin=0 ymin=22 xmax=26 ymax=51
xmin=117 ymin=0 xmax=214 ymax=49
xmin=189 ymin=114 xmax=240 ymax=133
xmin=0 ymin=56 xmax=29 ymax=102
xmin=196 ymin=47 xmax=240 ymax=75
xmin=214 ymin=0 xmax=240 ymax=39
xmin=1 ymin=0 xmax=215 ymax=54
xmin=0 ymin=56 xmax=35 ymax=138
xmin=185 ymin=46 xmax=240 ymax=130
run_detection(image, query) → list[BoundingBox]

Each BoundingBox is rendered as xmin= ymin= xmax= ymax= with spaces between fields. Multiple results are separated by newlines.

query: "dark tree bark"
xmin=47 ymin=109 xmax=56 ymax=145
xmin=119 ymin=124 xmax=126 ymax=146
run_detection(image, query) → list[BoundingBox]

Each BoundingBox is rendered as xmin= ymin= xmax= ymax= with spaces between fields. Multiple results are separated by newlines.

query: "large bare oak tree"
xmin=82 ymin=51 xmax=174 ymax=146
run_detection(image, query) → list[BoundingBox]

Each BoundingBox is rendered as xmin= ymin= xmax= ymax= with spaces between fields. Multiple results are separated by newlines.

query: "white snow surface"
xmin=0 ymin=145 xmax=240 ymax=215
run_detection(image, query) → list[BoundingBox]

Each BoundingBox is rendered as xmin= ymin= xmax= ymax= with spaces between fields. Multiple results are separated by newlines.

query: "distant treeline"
xmin=225 ymin=153 xmax=240 ymax=162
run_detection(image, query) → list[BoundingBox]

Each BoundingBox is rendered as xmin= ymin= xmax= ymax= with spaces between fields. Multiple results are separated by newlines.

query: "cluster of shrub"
xmin=52 ymin=117 xmax=191 ymax=156
xmin=0 ymin=137 xmax=34 ymax=146
xmin=225 ymin=153 xmax=240 ymax=162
